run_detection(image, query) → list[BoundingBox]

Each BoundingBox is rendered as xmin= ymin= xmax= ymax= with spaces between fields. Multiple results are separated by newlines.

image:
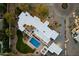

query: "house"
xmin=18 ymin=11 xmax=63 ymax=55
xmin=18 ymin=12 xmax=59 ymax=44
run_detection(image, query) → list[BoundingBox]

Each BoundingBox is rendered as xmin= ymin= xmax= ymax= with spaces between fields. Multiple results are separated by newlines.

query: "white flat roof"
xmin=34 ymin=29 xmax=50 ymax=44
xmin=51 ymin=30 xmax=59 ymax=40
xmin=18 ymin=12 xmax=59 ymax=44
xmin=48 ymin=43 xmax=63 ymax=55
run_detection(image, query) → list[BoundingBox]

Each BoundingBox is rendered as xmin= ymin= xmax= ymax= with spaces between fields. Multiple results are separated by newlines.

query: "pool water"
xmin=30 ymin=37 xmax=40 ymax=48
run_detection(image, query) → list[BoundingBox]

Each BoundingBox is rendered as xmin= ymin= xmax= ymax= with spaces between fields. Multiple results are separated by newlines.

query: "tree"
xmin=34 ymin=4 xmax=49 ymax=22
xmin=5 ymin=28 xmax=12 ymax=37
xmin=4 ymin=12 xmax=12 ymax=24
xmin=18 ymin=4 xmax=29 ymax=12
xmin=4 ymin=12 xmax=16 ymax=26
xmin=15 ymin=7 xmax=22 ymax=16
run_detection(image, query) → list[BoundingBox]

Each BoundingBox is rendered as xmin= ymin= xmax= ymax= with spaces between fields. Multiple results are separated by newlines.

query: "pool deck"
xmin=23 ymin=36 xmax=45 ymax=55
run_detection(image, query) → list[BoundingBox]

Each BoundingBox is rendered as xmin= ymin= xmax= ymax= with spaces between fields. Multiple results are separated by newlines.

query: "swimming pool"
xmin=30 ymin=37 xmax=40 ymax=48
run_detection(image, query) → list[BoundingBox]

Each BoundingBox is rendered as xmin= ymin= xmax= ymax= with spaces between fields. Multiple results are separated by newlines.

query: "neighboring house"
xmin=18 ymin=11 xmax=63 ymax=55
xmin=72 ymin=26 xmax=79 ymax=42
xmin=72 ymin=12 xmax=79 ymax=42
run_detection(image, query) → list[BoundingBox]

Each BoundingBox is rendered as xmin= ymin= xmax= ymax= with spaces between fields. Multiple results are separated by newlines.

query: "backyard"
xmin=16 ymin=30 xmax=35 ymax=54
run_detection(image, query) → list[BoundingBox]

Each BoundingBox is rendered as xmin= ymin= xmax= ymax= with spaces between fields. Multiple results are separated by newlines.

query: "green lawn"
xmin=16 ymin=30 xmax=35 ymax=54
